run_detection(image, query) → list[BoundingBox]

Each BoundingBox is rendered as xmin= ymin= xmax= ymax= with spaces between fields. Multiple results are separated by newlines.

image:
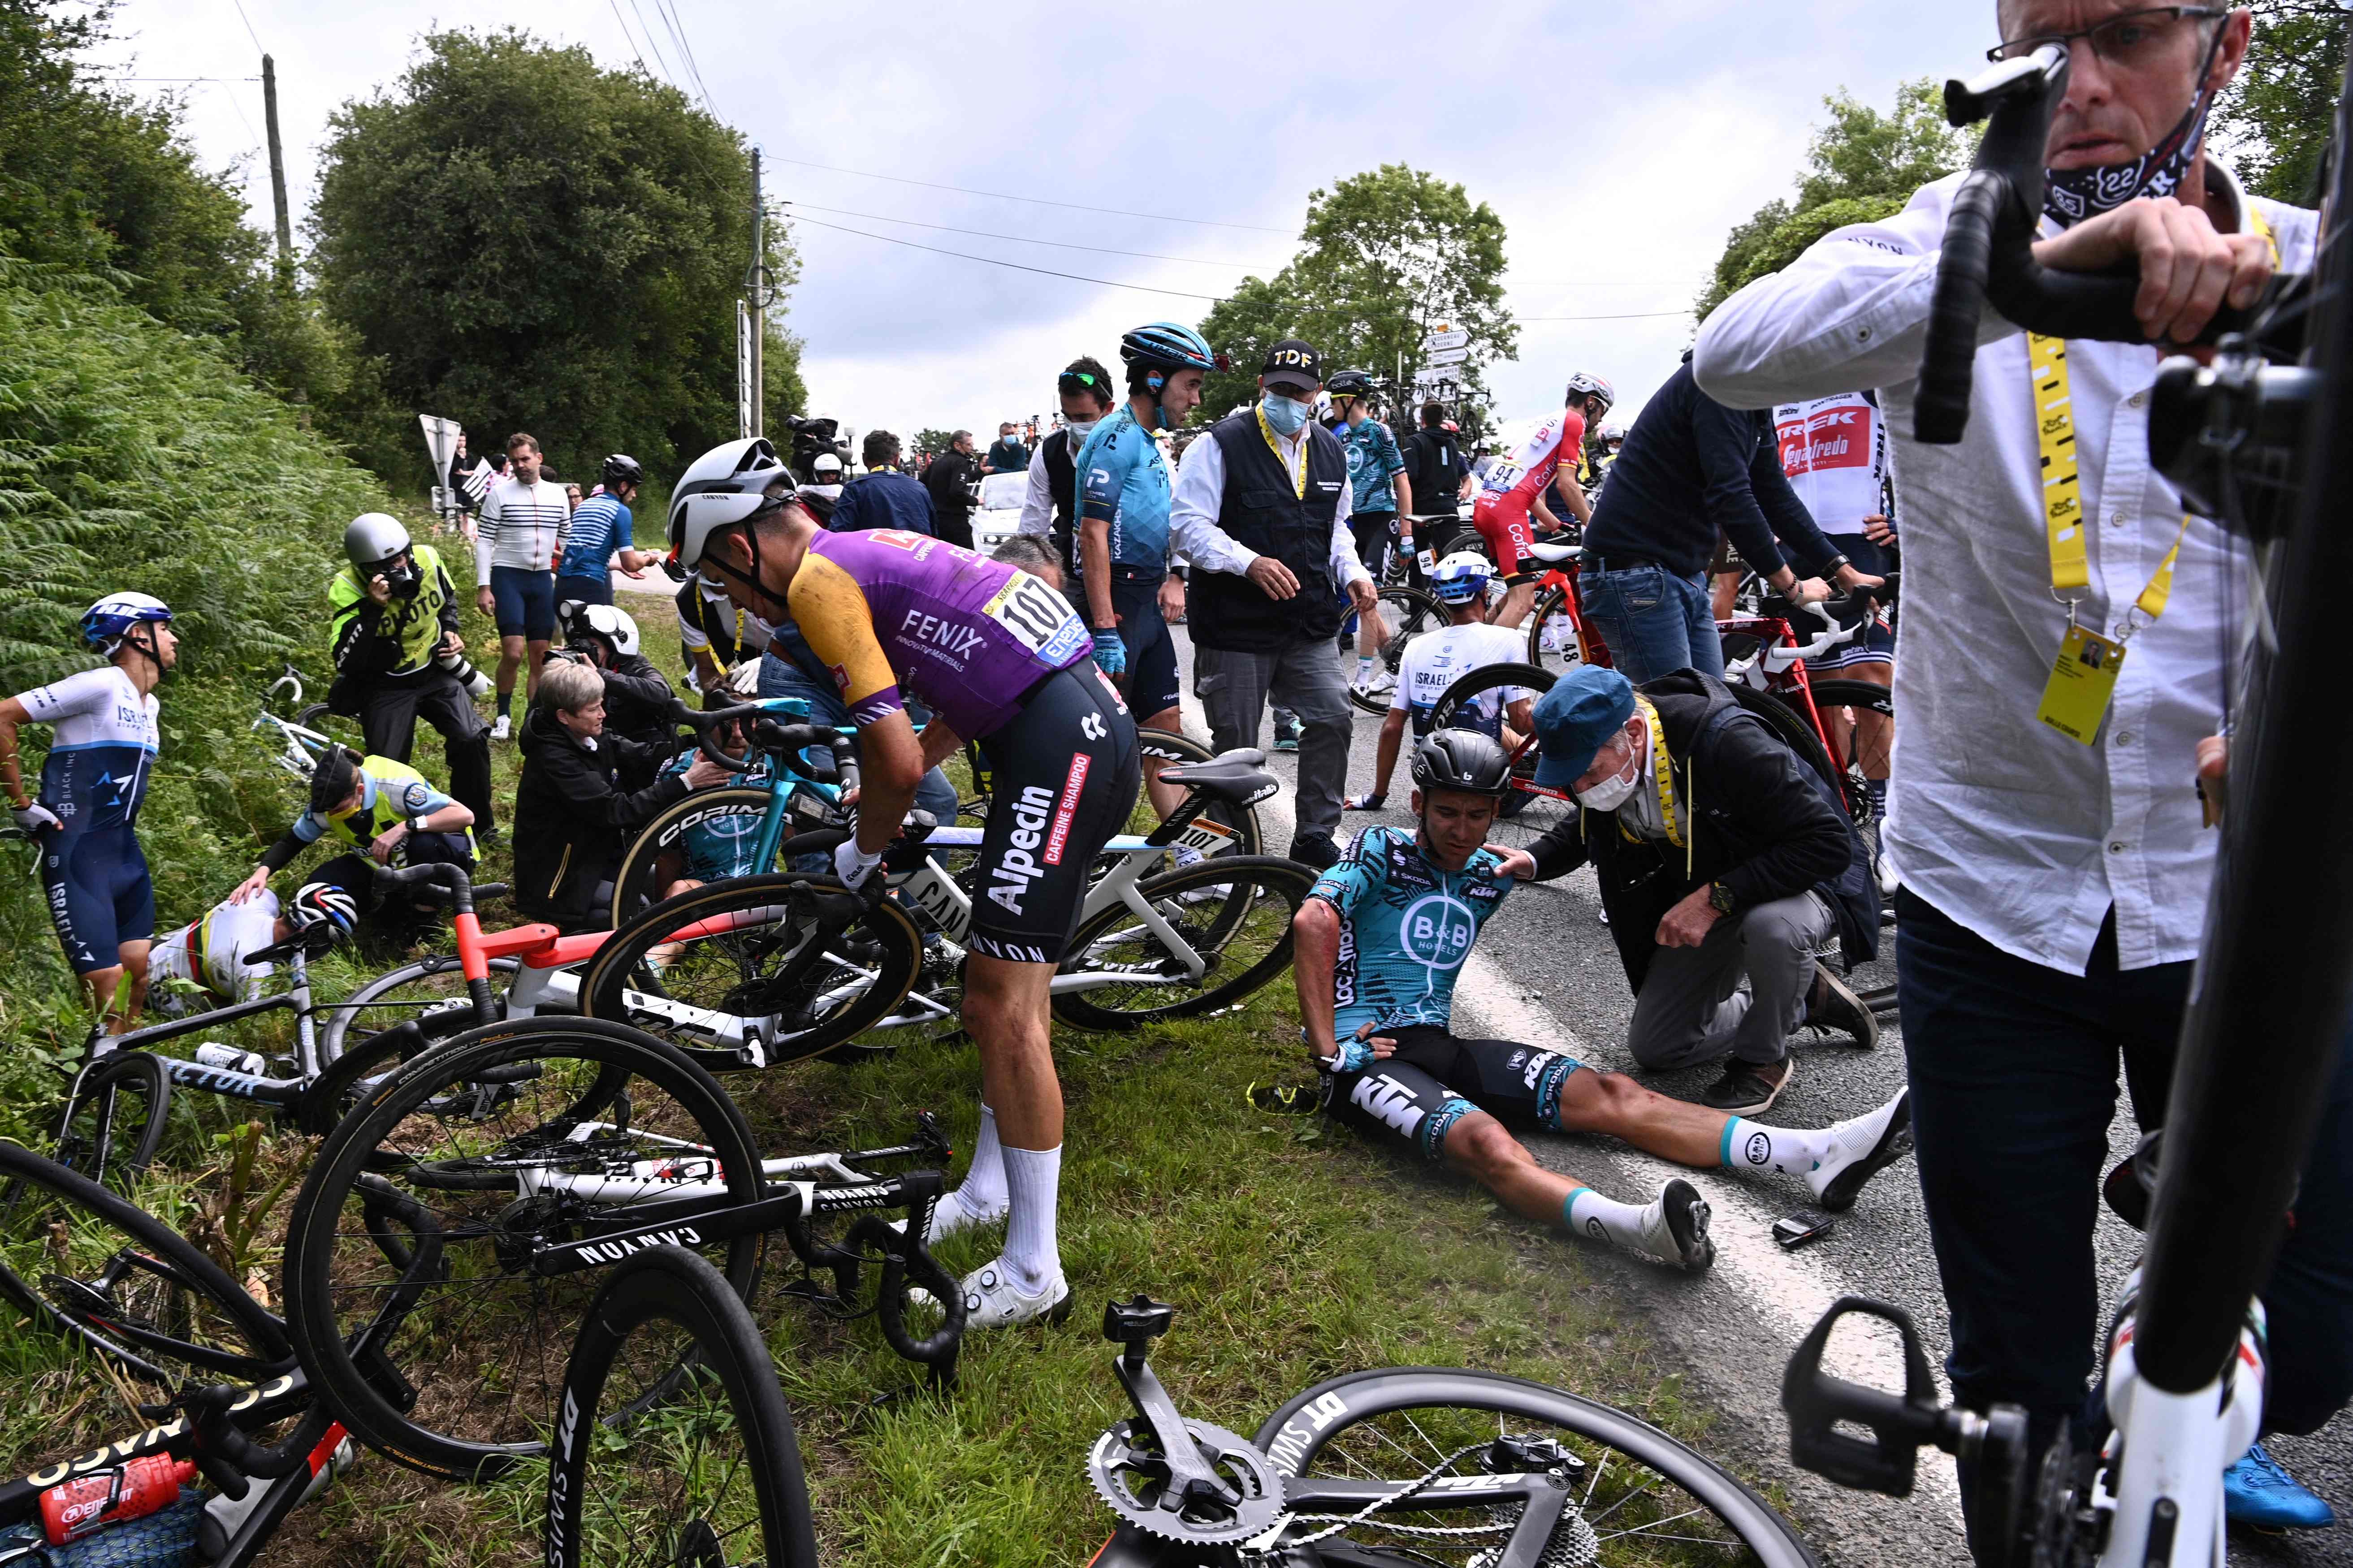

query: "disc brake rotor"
xmin=1086 ymin=1417 xmax=1286 ymax=1545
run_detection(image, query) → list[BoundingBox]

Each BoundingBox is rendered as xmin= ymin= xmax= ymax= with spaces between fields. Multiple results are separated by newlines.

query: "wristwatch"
xmin=1708 ymin=881 xmax=1737 ymax=915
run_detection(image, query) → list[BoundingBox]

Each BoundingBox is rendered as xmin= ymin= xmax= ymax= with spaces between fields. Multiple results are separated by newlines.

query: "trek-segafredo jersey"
xmin=1773 ymin=390 xmax=1890 ymax=534
xmin=1308 ymin=825 xmax=1513 ymax=1040
xmin=15 ymin=666 xmax=160 ymax=835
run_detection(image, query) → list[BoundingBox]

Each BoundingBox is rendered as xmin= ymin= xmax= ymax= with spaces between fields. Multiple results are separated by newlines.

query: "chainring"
xmin=1087 ymin=1417 xmax=1286 ymax=1545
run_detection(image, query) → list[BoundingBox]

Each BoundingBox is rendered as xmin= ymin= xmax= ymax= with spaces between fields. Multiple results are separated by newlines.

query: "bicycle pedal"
xmin=1248 ymin=1080 xmax=1320 ymax=1116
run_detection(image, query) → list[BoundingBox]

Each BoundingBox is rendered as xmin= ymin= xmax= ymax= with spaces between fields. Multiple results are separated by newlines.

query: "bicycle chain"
xmin=1243 ymin=1443 xmax=1598 ymax=1567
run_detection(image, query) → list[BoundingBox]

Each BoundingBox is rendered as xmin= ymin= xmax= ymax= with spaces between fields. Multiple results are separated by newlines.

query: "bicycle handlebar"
xmin=665 ymin=697 xmax=858 ymax=789
xmin=369 ymin=860 xmax=501 ymax=916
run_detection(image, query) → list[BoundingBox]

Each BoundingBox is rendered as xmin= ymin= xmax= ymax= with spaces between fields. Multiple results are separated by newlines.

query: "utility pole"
xmin=262 ymin=54 xmax=292 ymax=283
xmin=747 ymin=148 xmax=765 ymax=439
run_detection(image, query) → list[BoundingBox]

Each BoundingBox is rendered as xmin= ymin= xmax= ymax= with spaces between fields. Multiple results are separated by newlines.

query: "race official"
xmin=1694 ymin=0 xmax=2353 ymax=1543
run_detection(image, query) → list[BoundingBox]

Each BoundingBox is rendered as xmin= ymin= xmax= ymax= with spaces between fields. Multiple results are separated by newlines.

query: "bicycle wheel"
xmin=1526 ymin=581 xmax=1595 ymax=678
xmin=580 ymin=874 xmax=922 ymax=1066
xmin=1050 ymin=855 xmax=1315 ymax=1031
xmin=0 ymin=1140 xmax=290 ymax=1399
xmin=1344 ymin=587 xmax=1448 ymax=715
xmin=547 ymin=1246 xmax=819 ymax=1568
xmin=1428 ymin=662 xmax=1575 ymax=851
xmin=1137 ymin=727 xmax=1264 ymax=857
xmin=281 ymin=1016 xmax=766 ymax=1482
xmin=48 ymin=1049 xmax=169 ymax=1192
xmin=607 ymin=786 xmax=793 ymax=930
xmin=1802 ymin=678 xmax=1893 ymax=827
xmin=1254 ymin=1366 xmax=1816 ymax=1566
xmin=316 ymin=954 xmax=522 ymax=1066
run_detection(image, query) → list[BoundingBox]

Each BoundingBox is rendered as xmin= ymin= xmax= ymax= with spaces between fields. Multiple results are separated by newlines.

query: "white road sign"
xmin=1423 ymin=329 xmax=1469 ymax=353
xmin=1425 ymin=345 xmax=1470 ymax=367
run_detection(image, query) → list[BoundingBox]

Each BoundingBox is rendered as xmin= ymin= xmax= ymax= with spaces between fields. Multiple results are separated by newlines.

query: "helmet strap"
xmin=117 ymin=622 xmax=167 ymax=687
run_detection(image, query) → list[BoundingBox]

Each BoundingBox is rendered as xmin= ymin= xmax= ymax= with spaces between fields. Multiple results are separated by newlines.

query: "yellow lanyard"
xmin=1611 ymin=696 xmax=1686 ymax=852
xmin=1255 ymin=404 xmax=1309 ymax=501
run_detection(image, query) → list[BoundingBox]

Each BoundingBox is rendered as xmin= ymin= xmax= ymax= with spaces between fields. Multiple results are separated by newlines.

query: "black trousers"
xmin=1898 ymin=889 xmax=2353 ymax=1555
xmin=357 ymin=670 xmax=494 ymax=833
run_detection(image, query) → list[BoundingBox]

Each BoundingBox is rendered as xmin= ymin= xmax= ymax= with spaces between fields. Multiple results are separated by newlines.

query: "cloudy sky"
xmin=93 ymin=0 xmax=1990 ymax=453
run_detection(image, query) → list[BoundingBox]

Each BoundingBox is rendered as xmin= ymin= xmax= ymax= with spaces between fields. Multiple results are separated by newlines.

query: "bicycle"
xmin=1776 ymin=41 xmax=2353 ymax=1568
xmin=1716 ymin=579 xmax=1898 ymax=825
xmin=248 ymin=665 xmax=341 ymax=782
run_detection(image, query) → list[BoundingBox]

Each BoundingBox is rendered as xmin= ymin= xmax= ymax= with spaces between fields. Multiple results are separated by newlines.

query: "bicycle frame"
xmin=249 ymin=670 xmax=333 ymax=782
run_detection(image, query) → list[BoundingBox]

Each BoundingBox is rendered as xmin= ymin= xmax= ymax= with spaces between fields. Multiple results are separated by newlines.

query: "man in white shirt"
xmin=473 ymin=432 xmax=570 ymax=739
xmin=1344 ymin=551 xmax=1533 ymax=811
xmin=1694 ymin=0 xmax=2351 ymax=1543
xmin=1169 ymin=339 xmax=1379 ymax=869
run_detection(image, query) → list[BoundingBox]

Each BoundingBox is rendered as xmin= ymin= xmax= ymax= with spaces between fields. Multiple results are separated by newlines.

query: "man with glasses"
xmin=1017 ymin=358 xmax=1118 ymax=581
xmin=1696 ymin=0 xmax=2353 ymax=1545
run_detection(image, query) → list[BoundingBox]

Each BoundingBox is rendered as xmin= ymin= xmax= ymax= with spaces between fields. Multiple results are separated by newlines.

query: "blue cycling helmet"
xmin=82 ymin=592 xmax=173 ymax=654
xmin=1120 ymin=322 xmax=1221 ymax=375
xmin=1430 ymin=550 xmax=1492 ymax=605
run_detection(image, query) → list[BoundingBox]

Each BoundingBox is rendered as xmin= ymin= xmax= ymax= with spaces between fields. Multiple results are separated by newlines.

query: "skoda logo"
xmin=1400 ymin=894 xmax=1477 ymax=972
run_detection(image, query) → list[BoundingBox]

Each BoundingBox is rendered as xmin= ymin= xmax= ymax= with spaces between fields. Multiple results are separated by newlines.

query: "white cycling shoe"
xmin=959 ymin=1256 xmax=1073 ymax=1330
xmin=489 ymin=713 xmax=511 ymax=741
xmin=1353 ymin=668 xmax=1398 ymax=697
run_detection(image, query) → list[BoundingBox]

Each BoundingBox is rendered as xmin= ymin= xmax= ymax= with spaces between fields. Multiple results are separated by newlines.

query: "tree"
xmin=2214 ymin=0 xmax=2349 ymax=205
xmin=310 ymin=28 xmax=803 ymax=493
xmin=1696 ymin=80 xmax=1974 ymax=321
xmin=913 ymin=428 xmax=960 ymax=458
xmin=1196 ymin=165 xmax=1514 ymax=437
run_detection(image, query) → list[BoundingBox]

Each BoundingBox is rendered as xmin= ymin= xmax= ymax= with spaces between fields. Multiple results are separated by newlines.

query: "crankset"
xmin=1088 ymin=1294 xmax=1287 ymax=1546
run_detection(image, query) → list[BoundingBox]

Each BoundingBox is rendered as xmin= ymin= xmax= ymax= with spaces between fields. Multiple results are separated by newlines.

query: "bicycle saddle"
xmin=1525 ymin=539 xmax=1582 ymax=565
xmin=1155 ymin=757 xmax=1280 ymax=806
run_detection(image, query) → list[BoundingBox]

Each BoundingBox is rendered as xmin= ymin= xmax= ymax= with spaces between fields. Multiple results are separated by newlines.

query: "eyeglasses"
xmin=1988 ymin=5 xmax=2224 ymax=65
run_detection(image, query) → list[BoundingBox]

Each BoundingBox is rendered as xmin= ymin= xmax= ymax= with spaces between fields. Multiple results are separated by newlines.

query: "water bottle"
xmin=193 ymin=1043 xmax=267 ymax=1076
xmin=39 ymin=1454 xmax=196 ymax=1544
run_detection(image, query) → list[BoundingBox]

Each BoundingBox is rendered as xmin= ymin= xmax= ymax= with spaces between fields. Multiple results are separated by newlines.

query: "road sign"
xmin=1425 ymin=345 xmax=1470 ymax=367
xmin=1423 ymin=329 xmax=1469 ymax=353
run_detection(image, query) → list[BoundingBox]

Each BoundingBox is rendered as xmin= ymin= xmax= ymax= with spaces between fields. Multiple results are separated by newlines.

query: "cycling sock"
xmin=1719 ymin=1117 xmax=1836 ymax=1181
xmin=496 ymin=690 xmax=513 ymax=719
xmin=1355 ymin=656 xmax=1375 ymax=679
xmin=1866 ymin=777 xmax=1887 ymax=815
xmin=1001 ymin=1143 xmax=1062 ymax=1292
xmin=948 ymin=1103 xmax=1009 ymax=1220
xmin=1564 ymin=1187 xmax=1650 ymax=1253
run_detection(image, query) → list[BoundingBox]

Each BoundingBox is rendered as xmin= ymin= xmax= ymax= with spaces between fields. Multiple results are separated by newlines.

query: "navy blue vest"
xmin=1191 ymin=411 xmax=1349 ymax=652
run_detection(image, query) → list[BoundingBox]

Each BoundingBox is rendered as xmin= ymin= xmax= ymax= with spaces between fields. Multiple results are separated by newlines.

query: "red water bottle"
xmin=39 ymin=1453 xmax=197 ymax=1544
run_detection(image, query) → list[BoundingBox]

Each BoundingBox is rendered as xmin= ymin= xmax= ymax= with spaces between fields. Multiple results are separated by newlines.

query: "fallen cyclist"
xmin=1292 ymin=729 xmax=1914 ymax=1271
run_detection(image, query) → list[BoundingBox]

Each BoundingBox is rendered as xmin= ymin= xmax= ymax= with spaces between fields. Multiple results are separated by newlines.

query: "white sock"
xmin=947 ymin=1103 xmax=1009 ymax=1222
xmin=1355 ymin=656 xmax=1375 ymax=677
xmin=1000 ymin=1143 xmax=1063 ymax=1292
xmin=1718 ymin=1116 xmax=1836 ymax=1182
xmin=1567 ymin=1184 xmax=1700 ymax=1266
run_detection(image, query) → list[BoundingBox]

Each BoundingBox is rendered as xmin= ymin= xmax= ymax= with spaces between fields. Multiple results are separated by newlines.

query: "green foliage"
xmin=2215 ymin=0 xmax=2350 ymax=205
xmin=912 ymin=427 xmax=960 ymax=458
xmin=1198 ymin=165 xmax=1514 ymax=439
xmin=0 ymin=255 xmax=396 ymax=1052
xmin=310 ymin=28 xmax=805 ymax=494
xmin=1697 ymin=80 xmax=1973 ymax=321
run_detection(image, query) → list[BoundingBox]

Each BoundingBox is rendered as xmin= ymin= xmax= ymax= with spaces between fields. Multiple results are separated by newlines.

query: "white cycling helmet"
xmin=1430 ymin=550 xmax=1493 ymax=605
xmin=667 ymin=437 xmax=795 ymax=572
xmin=291 ymin=881 xmax=360 ymax=941
xmin=559 ymin=600 xmax=641 ymax=657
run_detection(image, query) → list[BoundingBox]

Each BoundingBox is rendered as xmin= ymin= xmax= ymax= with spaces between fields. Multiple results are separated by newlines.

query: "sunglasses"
xmin=1059 ymin=370 xmax=1104 ymax=395
xmin=1988 ymin=4 xmax=2224 ymax=64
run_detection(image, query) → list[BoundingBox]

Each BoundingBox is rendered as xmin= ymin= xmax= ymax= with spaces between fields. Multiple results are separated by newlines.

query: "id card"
xmin=2037 ymin=625 xmax=2124 ymax=744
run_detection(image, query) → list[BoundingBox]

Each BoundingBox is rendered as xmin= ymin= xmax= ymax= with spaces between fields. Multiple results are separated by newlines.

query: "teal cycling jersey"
xmin=1308 ymin=825 xmax=1514 ymax=1042
xmin=1073 ymin=406 xmax=1172 ymax=579
xmin=657 ymin=752 xmax=770 ymax=881
xmin=1336 ymin=417 xmax=1406 ymax=515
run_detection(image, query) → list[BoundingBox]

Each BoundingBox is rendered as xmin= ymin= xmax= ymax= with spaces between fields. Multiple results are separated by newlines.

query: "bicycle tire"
xmin=50 ymin=1049 xmax=169 ymax=1192
xmin=606 ymin=786 xmax=793 ymax=930
xmin=316 ymin=955 xmax=522 ymax=1066
xmin=281 ymin=1016 xmax=766 ymax=1482
xmin=1344 ymin=587 xmax=1447 ymax=716
xmin=0 ymin=1140 xmax=290 ymax=1396
xmin=1801 ymin=678 xmax=1894 ymax=823
xmin=1254 ymin=1365 xmax=1816 ymax=1566
xmin=547 ymin=1245 xmax=819 ymax=1568
xmin=1425 ymin=661 xmax=1578 ymax=847
xmin=580 ymin=873 xmax=922 ymax=1066
xmin=1526 ymin=582 xmax=1596 ymax=677
xmin=1050 ymin=855 xmax=1315 ymax=1031
xmin=1137 ymin=727 xmax=1264 ymax=857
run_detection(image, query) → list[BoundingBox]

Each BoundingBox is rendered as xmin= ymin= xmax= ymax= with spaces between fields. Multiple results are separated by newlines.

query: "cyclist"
xmin=1019 ymin=357 xmax=1121 ymax=582
xmin=553 ymin=600 xmax=675 ymax=756
xmin=148 ymin=881 xmax=359 ymax=1011
xmin=1325 ymin=371 xmax=1414 ymax=696
xmin=230 ymin=743 xmax=477 ymax=946
xmin=1346 ymin=552 xmax=1533 ymax=812
xmin=554 ymin=454 xmax=661 ymax=607
xmin=0 ymin=593 xmax=176 ymax=1029
xmin=329 ymin=513 xmax=496 ymax=834
xmin=1467 ymin=373 xmax=1613 ymax=631
xmin=672 ymin=436 xmax=1142 ymax=1328
xmin=1296 ymin=730 xmax=1915 ymax=1270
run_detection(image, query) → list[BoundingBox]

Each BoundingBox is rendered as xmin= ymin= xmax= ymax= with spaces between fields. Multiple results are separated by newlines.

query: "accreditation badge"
xmin=2036 ymin=625 xmax=2124 ymax=745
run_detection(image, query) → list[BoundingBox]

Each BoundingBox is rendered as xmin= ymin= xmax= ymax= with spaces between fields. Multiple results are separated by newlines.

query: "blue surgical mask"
xmin=1261 ymin=394 xmax=1312 ymax=437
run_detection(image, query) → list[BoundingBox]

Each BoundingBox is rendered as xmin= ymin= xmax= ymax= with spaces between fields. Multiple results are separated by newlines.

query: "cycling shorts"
xmin=553 ymin=573 xmax=613 ymax=609
xmin=41 ymin=827 xmax=156 ymax=974
xmin=1108 ymin=573 xmax=1181 ymax=721
xmin=1348 ymin=511 xmax=1397 ymax=578
xmin=969 ymin=664 xmax=1142 ymax=963
xmin=1324 ymin=1025 xmax=1584 ymax=1162
xmin=1810 ymin=531 xmax=1895 ymax=672
xmin=1471 ymin=498 xmax=1539 ymax=584
xmin=489 ymin=565 xmax=558 ymax=640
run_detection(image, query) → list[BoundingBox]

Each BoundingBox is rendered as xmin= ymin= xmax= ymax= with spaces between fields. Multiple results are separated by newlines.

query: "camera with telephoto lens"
xmin=782 ymin=414 xmax=848 ymax=482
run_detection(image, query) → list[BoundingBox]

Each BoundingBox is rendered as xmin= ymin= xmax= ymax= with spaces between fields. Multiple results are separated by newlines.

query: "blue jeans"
xmin=757 ymin=652 xmax=959 ymax=823
xmin=1579 ymin=562 xmax=1721 ymax=684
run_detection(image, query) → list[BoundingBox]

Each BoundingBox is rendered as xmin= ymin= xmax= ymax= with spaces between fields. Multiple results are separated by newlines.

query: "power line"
xmin=792 ymin=215 xmax=1226 ymax=302
xmin=102 ymin=75 xmax=260 ymax=81
xmin=653 ymin=0 xmax=717 ymax=114
xmin=226 ymin=0 xmax=264 ymax=53
xmin=770 ymin=156 xmax=1291 ymax=234
xmin=1517 ymin=309 xmax=1695 ymax=322
xmin=791 ymin=203 xmax=1285 ymax=271
xmin=605 ymin=0 xmax=656 ymax=80
xmin=624 ymin=0 xmax=679 ymax=87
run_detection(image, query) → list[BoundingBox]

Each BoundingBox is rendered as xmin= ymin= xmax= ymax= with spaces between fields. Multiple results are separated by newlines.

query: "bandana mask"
xmin=2043 ymin=27 xmax=2226 ymax=229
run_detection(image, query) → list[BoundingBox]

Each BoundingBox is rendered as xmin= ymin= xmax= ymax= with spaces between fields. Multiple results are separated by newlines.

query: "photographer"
xmin=554 ymin=600 xmax=675 ymax=755
xmin=328 ymin=513 xmax=495 ymax=834
xmin=513 ymin=660 xmax=727 ymax=933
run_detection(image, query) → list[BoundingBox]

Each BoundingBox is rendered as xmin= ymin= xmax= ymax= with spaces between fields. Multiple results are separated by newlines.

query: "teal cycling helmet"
xmin=1430 ymin=550 xmax=1492 ymax=605
xmin=1119 ymin=322 xmax=1221 ymax=374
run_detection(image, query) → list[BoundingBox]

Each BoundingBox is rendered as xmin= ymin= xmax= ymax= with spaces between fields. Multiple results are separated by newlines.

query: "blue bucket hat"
xmin=1532 ymin=666 xmax=1637 ymax=789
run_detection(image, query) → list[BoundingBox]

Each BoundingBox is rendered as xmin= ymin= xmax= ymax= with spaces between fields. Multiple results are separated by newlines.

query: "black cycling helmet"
xmin=1325 ymin=369 xmax=1376 ymax=399
xmin=1410 ymin=729 xmax=1514 ymax=797
xmin=601 ymin=454 xmax=646 ymax=489
xmin=309 ymin=746 xmax=363 ymax=813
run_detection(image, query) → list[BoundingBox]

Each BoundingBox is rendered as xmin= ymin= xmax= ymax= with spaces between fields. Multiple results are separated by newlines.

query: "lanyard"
xmin=1255 ymin=404 xmax=1309 ymax=501
xmin=1612 ymin=695 xmax=1686 ymax=853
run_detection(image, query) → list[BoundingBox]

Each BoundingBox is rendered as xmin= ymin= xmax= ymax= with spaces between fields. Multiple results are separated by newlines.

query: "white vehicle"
xmin=969 ymin=471 xmax=1029 ymax=554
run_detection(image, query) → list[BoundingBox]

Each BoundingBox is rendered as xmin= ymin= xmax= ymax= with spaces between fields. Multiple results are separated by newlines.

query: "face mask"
xmin=1572 ymin=733 xmax=1641 ymax=811
xmin=746 ymin=610 xmax=781 ymax=643
xmin=1063 ymin=419 xmax=1099 ymax=442
xmin=1261 ymin=394 xmax=1312 ymax=437
xmin=2043 ymin=27 xmax=2226 ymax=228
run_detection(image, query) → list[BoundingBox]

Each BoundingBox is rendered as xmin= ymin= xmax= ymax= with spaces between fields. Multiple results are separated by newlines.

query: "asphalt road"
xmin=1160 ymin=622 xmax=2353 ymax=1568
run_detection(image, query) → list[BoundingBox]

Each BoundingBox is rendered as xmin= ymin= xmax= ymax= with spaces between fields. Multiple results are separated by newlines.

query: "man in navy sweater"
xmin=832 ymin=430 xmax=936 ymax=536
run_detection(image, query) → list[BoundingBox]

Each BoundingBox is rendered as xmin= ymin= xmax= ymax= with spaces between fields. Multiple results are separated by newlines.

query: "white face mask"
xmin=1572 ymin=731 xmax=1641 ymax=812
xmin=1064 ymin=419 xmax=1099 ymax=441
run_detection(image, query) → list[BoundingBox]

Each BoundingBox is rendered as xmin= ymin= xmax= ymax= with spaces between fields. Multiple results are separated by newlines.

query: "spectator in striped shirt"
xmin=474 ymin=432 xmax=570 ymax=740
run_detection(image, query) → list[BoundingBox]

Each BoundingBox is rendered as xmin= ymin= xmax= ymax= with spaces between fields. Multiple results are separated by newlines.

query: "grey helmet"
xmin=345 ymin=512 xmax=412 ymax=570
